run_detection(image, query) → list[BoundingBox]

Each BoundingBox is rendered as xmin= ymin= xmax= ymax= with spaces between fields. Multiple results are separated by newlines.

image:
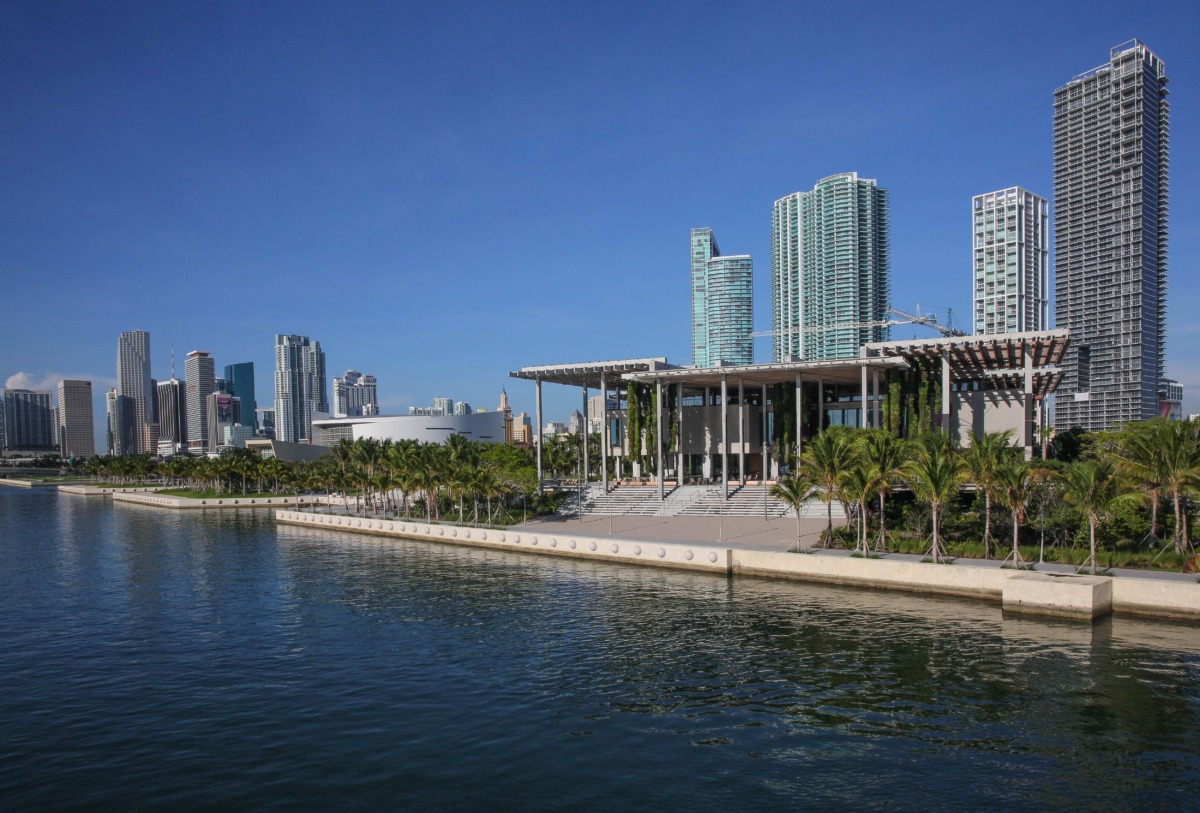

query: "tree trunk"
xmin=983 ymin=491 xmax=991 ymax=559
xmin=877 ymin=492 xmax=886 ymax=551
xmin=931 ymin=503 xmax=941 ymax=564
xmin=1089 ymin=515 xmax=1098 ymax=575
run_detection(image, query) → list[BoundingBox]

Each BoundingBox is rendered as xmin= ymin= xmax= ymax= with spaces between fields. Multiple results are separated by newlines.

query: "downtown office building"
xmin=771 ymin=173 xmax=890 ymax=362
xmin=185 ymin=351 xmax=216 ymax=453
xmin=116 ymin=330 xmax=154 ymax=455
xmin=972 ymin=187 xmax=1049 ymax=335
xmin=690 ymin=227 xmax=752 ymax=367
xmin=57 ymin=379 xmax=95 ymax=459
xmin=1053 ymin=40 xmax=1169 ymax=432
xmin=274 ymin=334 xmax=327 ymax=443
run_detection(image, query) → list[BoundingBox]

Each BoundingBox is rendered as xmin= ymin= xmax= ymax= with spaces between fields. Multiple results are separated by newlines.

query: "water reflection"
xmin=0 ymin=488 xmax=1196 ymax=812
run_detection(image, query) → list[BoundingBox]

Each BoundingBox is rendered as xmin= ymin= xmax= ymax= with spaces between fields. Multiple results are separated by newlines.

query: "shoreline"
xmin=275 ymin=508 xmax=1200 ymax=625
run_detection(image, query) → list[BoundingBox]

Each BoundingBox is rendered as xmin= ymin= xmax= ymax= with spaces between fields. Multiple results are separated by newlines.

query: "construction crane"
xmin=751 ymin=305 xmax=966 ymax=340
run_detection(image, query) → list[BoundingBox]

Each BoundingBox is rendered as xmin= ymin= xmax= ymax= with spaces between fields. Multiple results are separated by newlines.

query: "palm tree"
xmin=995 ymin=457 xmax=1035 ymax=567
xmin=860 ymin=431 xmax=908 ymax=552
xmin=838 ymin=462 xmax=877 ymax=556
xmin=961 ymin=429 xmax=1015 ymax=559
xmin=905 ymin=433 xmax=964 ymax=564
xmin=798 ymin=427 xmax=857 ymax=547
xmin=1112 ymin=419 xmax=1170 ymax=544
xmin=1057 ymin=459 xmax=1128 ymax=574
xmin=770 ymin=473 xmax=820 ymax=551
xmin=1158 ymin=421 xmax=1200 ymax=556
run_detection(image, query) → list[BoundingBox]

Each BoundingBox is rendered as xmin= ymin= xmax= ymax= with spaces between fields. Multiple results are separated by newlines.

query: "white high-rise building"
xmin=116 ymin=330 xmax=153 ymax=455
xmin=185 ymin=351 xmax=216 ymax=453
xmin=274 ymin=335 xmax=327 ymax=443
xmin=57 ymin=380 xmax=95 ymax=459
xmin=431 ymin=397 xmax=454 ymax=416
xmin=972 ymin=187 xmax=1049 ymax=334
xmin=333 ymin=370 xmax=379 ymax=417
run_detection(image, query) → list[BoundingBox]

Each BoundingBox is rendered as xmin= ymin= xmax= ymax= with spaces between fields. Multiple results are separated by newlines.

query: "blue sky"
xmin=3 ymin=0 xmax=1199 ymax=448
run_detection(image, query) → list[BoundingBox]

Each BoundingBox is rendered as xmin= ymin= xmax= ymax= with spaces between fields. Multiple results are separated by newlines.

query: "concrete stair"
xmin=562 ymin=482 xmax=846 ymax=520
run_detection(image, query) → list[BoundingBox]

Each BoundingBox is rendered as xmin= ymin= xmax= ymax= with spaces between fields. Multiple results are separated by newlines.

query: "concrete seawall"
xmin=276 ymin=509 xmax=1200 ymax=624
xmin=58 ymin=485 xmax=160 ymax=497
xmin=114 ymin=492 xmax=332 ymax=510
xmin=276 ymin=510 xmax=729 ymax=573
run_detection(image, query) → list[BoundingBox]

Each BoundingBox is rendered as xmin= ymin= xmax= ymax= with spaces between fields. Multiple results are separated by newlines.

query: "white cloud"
xmin=4 ymin=371 xmax=117 ymax=392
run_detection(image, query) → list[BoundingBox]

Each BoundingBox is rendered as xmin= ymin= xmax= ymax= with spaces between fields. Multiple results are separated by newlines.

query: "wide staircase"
xmin=572 ymin=483 xmax=664 ymax=516
xmin=564 ymin=482 xmax=845 ymax=520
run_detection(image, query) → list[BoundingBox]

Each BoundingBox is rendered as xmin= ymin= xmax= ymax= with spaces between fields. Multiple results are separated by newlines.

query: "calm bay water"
xmin=1 ymin=488 xmax=1198 ymax=811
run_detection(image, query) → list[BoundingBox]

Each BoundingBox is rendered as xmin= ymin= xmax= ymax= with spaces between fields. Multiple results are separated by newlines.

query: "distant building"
xmin=2 ymin=389 xmax=54 ymax=453
xmin=691 ymin=227 xmax=753 ymax=367
xmin=542 ymin=421 xmax=568 ymax=437
xmin=57 ymin=380 xmax=95 ymax=459
xmin=275 ymin=334 xmax=327 ymax=443
xmin=1159 ymin=379 xmax=1183 ymax=421
xmin=431 ymin=396 xmax=454 ymax=416
xmin=453 ymin=401 xmax=472 ymax=416
xmin=206 ymin=392 xmax=242 ymax=453
xmin=771 ymin=173 xmax=890 ymax=361
xmin=224 ymin=362 xmax=257 ymax=429
xmin=185 ymin=351 xmax=216 ymax=453
xmin=105 ymin=388 xmax=118 ymax=456
xmin=116 ymin=330 xmax=154 ymax=455
xmin=567 ymin=410 xmax=585 ymax=435
xmin=156 ymin=378 xmax=188 ymax=455
xmin=498 ymin=389 xmax=514 ymax=443
xmin=972 ymin=187 xmax=1049 ymax=334
xmin=257 ymin=407 xmax=275 ymax=439
xmin=1054 ymin=41 xmax=1169 ymax=432
xmin=333 ymin=370 xmax=379 ymax=417
xmin=312 ymin=412 xmax=506 ymax=446
xmin=223 ymin=424 xmax=256 ymax=448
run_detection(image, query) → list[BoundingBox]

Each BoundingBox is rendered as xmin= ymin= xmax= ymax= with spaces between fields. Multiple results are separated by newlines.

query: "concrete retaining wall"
xmin=114 ymin=492 xmax=328 ymax=510
xmin=276 ymin=510 xmax=730 ymax=573
xmin=1111 ymin=577 xmax=1200 ymax=621
xmin=732 ymin=549 xmax=1009 ymax=601
xmin=59 ymin=485 xmax=160 ymax=496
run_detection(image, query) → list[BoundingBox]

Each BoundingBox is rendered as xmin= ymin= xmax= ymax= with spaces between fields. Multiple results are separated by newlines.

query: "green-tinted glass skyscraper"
xmin=770 ymin=173 xmax=890 ymax=361
xmin=223 ymin=362 xmax=257 ymax=430
xmin=690 ymin=228 xmax=752 ymax=367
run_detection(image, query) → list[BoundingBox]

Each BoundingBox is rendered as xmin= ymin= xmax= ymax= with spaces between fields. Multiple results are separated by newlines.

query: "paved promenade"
xmin=518 ymin=513 xmax=1198 ymax=585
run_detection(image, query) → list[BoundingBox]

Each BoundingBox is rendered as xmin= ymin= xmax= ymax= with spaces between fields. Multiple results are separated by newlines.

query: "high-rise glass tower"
xmin=116 ymin=330 xmax=153 ymax=455
xmin=56 ymin=380 xmax=95 ymax=459
xmin=274 ymin=335 xmax=327 ymax=443
xmin=185 ymin=351 xmax=216 ymax=453
xmin=2 ymin=389 xmax=54 ymax=452
xmin=223 ymin=363 xmax=257 ymax=429
xmin=972 ymin=187 xmax=1049 ymax=334
xmin=156 ymin=378 xmax=187 ymax=454
xmin=771 ymin=173 xmax=890 ymax=361
xmin=1054 ymin=40 xmax=1169 ymax=432
xmin=690 ymin=228 xmax=752 ymax=367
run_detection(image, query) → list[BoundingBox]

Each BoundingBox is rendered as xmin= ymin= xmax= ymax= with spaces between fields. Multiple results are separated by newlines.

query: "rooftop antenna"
xmin=171 ymin=344 xmax=175 ymax=380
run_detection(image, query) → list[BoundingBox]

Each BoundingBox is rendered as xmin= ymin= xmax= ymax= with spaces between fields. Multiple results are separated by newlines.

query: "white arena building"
xmin=312 ymin=412 xmax=506 ymax=446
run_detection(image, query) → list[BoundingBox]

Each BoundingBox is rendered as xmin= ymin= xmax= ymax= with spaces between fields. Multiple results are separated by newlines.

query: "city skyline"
xmin=3 ymin=3 xmax=1199 ymax=438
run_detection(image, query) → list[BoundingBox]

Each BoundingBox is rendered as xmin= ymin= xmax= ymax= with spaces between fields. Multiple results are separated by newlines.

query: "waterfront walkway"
xmin=518 ymin=512 xmax=1198 ymax=584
